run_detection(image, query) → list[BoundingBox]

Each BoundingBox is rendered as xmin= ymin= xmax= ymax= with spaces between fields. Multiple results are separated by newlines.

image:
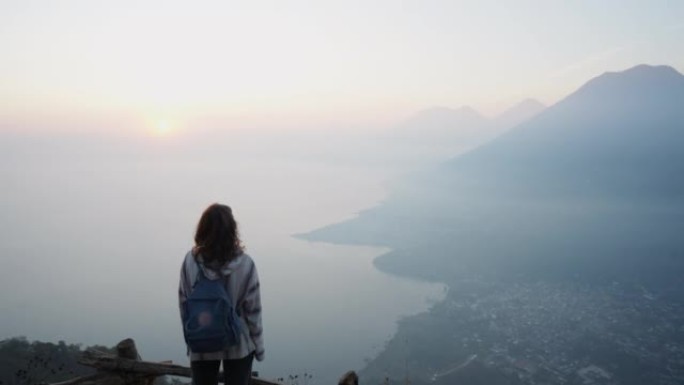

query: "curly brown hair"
xmin=193 ymin=203 xmax=244 ymax=264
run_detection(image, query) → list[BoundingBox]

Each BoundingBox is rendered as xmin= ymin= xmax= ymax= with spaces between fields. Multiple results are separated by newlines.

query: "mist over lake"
xmin=0 ymin=131 xmax=445 ymax=384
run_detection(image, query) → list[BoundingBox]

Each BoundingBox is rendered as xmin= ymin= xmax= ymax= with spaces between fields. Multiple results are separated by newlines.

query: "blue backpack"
xmin=182 ymin=259 xmax=242 ymax=353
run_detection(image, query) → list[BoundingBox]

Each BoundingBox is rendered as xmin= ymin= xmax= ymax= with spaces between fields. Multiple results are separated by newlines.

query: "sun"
xmin=155 ymin=119 xmax=172 ymax=136
xmin=146 ymin=116 xmax=182 ymax=138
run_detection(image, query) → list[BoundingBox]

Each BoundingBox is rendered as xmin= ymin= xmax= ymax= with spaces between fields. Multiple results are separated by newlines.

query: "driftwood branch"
xmin=72 ymin=339 xmax=282 ymax=385
xmin=79 ymin=350 xmax=192 ymax=377
xmin=47 ymin=338 xmax=354 ymax=385
xmin=79 ymin=349 xmax=280 ymax=385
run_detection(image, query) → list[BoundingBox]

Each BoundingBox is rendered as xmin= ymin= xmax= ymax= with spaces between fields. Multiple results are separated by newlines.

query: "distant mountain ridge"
xmin=392 ymin=105 xmax=490 ymax=143
xmin=439 ymin=64 xmax=684 ymax=200
xmin=494 ymin=98 xmax=546 ymax=130
xmin=394 ymin=99 xmax=546 ymax=143
xmin=385 ymin=99 xmax=546 ymax=165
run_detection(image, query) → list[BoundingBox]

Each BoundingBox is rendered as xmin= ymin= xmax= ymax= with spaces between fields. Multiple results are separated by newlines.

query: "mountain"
xmin=493 ymin=98 xmax=545 ymax=131
xmin=391 ymin=99 xmax=546 ymax=149
xmin=385 ymin=100 xmax=546 ymax=164
xmin=305 ymin=64 xmax=684 ymax=278
xmin=304 ymin=64 xmax=684 ymax=385
xmin=437 ymin=64 xmax=684 ymax=200
xmin=371 ymin=105 xmax=494 ymax=167
xmin=392 ymin=105 xmax=491 ymax=145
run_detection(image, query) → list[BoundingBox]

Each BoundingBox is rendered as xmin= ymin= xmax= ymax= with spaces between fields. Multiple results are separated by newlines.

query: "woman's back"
xmin=178 ymin=203 xmax=264 ymax=385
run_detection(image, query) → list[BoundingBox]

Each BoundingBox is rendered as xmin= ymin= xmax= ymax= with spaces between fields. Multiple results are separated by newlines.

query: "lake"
xmin=0 ymin=132 xmax=444 ymax=384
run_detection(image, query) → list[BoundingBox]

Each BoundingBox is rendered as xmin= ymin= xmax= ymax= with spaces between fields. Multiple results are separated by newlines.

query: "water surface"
xmin=0 ymin=136 xmax=444 ymax=383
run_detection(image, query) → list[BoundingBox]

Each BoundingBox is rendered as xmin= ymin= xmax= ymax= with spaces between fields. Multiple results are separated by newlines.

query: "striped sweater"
xmin=179 ymin=250 xmax=264 ymax=362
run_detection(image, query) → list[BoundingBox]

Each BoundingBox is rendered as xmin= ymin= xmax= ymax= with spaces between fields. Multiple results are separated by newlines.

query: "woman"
xmin=179 ymin=203 xmax=264 ymax=385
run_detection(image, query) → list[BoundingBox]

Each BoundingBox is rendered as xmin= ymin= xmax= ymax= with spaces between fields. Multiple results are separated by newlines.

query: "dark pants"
xmin=191 ymin=354 xmax=254 ymax=385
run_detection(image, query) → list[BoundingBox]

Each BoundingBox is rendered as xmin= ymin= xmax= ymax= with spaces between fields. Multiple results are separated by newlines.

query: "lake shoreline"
xmin=296 ymin=214 xmax=453 ymax=381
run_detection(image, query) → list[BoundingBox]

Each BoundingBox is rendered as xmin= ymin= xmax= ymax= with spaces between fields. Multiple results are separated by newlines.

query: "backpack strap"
xmin=192 ymin=256 xmax=207 ymax=285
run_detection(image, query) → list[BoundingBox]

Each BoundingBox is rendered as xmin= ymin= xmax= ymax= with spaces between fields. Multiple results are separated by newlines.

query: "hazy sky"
xmin=1 ymin=0 xmax=683 ymax=134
